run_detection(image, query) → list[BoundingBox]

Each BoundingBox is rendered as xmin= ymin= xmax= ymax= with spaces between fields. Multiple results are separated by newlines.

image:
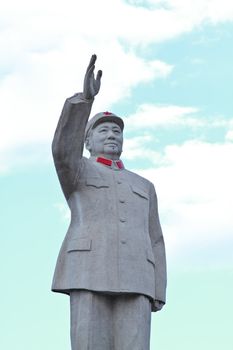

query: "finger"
xmin=85 ymin=65 xmax=95 ymax=79
xmin=96 ymin=70 xmax=102 ymax=82
xmin=86 ymin=54 xmax=97 ymax=73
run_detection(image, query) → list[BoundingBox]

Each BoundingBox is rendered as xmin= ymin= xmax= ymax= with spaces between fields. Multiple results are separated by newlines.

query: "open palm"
xmin=83 ymin=54 xmax=102 ymax=100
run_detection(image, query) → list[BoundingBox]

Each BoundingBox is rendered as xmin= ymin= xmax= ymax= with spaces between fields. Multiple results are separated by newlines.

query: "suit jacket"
xmin=51 ymin=93 xmax=167 ymax=309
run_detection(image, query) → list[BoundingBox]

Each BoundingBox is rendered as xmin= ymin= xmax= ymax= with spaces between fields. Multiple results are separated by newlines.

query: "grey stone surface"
xmin=70 ymin=291 xmax=151 ymax=349
xmin=52 ymin=55 xmax=167 ymax=349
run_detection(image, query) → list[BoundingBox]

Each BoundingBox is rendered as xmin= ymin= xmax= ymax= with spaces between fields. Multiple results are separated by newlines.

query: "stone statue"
xmin=52 ymin=55 xmax=167 ymax=350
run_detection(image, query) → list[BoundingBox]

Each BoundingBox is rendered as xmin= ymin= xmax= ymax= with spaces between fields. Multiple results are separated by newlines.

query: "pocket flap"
xmin=146 ymin=249 xmax=155 ymax=265
xmin=131 ymin=185 xmax=149 ymax=200
xmin=86 ymin=178 xmax=109 ymax=188
xmin=67 ymin=238 xmax=92 ymax=252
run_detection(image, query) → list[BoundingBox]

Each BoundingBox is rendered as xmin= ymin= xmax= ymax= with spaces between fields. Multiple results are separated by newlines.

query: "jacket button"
xmin=120 ymin=239 xmax=127 ymax=244
xmin=120 ymin=218 xmax=126 ymax=223
xmin=119 ymin=199 xmax=125 ymax=203
xmin=117 ymin=180 xmax=122 ymax=184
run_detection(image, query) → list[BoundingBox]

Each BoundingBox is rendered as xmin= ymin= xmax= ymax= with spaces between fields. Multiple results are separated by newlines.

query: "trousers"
xmin=70 ymin=290 xmax=151 ymax=350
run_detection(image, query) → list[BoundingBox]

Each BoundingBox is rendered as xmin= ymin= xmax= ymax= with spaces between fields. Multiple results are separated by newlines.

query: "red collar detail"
xmin=96 ymin=157 xmax=112 ymax=166
xmin=115 ymin=160 xmax=124 ymax=169
xmin=96 ymin=157 xmax=124 ymax=169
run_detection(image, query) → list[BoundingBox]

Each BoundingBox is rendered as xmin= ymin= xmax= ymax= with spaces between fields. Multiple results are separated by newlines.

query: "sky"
xmin=1 ymin=0 xmax=233 ymax=349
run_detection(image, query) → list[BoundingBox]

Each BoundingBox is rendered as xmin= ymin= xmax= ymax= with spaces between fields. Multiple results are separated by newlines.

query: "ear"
xmin=85 ymin=137 xmax=91 ymax=152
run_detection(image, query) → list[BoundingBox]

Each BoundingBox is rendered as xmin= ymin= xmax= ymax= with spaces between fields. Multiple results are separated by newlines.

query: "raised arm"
xmin=52 ymin=55 xmax=102 ymax=199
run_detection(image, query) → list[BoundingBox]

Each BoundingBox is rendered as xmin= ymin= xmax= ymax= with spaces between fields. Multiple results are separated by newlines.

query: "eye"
xmin=99 ymin=128 xmax=107 ymax=133
xmin=113 ymin=129 xmax=121 ymax=134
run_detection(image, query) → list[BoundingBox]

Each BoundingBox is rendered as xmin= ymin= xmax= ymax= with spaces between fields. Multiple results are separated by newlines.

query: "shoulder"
xmin=75 ymin=157 xmax=103 ymax=179
xmin=123 ymin=169 xmax=155 ymax=191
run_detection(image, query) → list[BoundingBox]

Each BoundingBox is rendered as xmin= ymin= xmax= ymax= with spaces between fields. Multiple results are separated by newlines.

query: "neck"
xmin=91 ymin=153 xmax=120 ymax=161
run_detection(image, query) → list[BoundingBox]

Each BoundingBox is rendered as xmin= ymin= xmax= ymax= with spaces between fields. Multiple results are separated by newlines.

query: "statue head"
xmin=85 ymin=112 xmax=124 ymax=160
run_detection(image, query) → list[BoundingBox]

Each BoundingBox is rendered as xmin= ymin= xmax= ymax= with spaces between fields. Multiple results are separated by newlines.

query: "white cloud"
xmin=123 ymin=135 xmax=162 ymax=161
xmin=125 ymin=104 xmax=200 ymax=128
xmin=146 ymin=0 xmax=233 ymax=23
xmin=225 ymin=130 xmax=233 ymax=141
xmin=136 ymin=140 xmax=233 ymax=267
xmin=0 ymin=0 xmax=226 ymax=47
xmin=125 ymin=104 xmax=233 ymax=132
xmin=1 ymin=1 xmax=233 ymax=58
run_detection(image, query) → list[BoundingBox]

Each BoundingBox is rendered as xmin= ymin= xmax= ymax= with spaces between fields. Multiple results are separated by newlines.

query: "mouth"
xmin=104 ymin=142 xmax=118 ymax=147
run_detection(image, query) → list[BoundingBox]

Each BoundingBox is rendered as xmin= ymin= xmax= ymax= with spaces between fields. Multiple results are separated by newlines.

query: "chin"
xmin=104 ymin=146 xmax=121 ymax=155
xmin=103 ymin=150 xmax=122 ymax=159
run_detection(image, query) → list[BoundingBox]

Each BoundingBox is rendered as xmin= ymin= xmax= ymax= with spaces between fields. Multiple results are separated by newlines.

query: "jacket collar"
xmin=96 ymin=156 xmax=124 ymax=170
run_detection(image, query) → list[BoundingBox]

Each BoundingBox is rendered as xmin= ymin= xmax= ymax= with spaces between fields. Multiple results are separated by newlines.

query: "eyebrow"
xmin=98 ymin=125 xmax=121 ymax=131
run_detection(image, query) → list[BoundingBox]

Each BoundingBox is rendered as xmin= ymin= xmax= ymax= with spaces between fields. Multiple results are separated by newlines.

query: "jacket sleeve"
xmin=148 ymin=182 xmax=167 ymax=309
xmin=52 ymin=93 xmax=93 ymax=200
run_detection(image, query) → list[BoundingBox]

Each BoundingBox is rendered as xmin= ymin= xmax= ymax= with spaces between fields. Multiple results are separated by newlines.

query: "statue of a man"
xmin=52 ymin=55 xmax=167 ymax=350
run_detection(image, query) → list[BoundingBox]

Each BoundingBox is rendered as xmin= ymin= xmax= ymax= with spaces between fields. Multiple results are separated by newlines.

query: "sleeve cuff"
xmin=67 ymin=92 xmax=94 ymax=104
xmin=151 ymin=300 xmax=165 ymax=312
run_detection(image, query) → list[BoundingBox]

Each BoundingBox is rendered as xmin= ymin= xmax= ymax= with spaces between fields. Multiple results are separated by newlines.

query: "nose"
xmin=106 ymin=130 xmax=116 ymax=139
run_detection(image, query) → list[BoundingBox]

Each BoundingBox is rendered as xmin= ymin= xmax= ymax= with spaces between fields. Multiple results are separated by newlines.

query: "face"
xmin=86 ymin=122 xmax=123 ymax=160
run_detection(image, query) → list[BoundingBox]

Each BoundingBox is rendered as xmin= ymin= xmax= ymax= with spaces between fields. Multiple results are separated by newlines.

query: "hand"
xmin=83 ymin=54 xmax=102 ymax=100
xmin=152 ymin=300 xmax=165 ymax=312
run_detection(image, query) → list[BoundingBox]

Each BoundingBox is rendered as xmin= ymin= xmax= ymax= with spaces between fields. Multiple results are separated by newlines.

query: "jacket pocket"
xmin=131 ymin=185 xmax=149 ymax=200
xmin=146 ymin=249 xmax=155 ymax=266
xmin=86 ymin=178 xmax=109 ymax=188
xmin=67 ymin=238 xmax=92 ymax=252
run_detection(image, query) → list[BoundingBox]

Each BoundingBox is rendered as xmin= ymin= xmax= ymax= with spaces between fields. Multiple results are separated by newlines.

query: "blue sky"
xmin=1 ymin=1 xmax=233 ymax=349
